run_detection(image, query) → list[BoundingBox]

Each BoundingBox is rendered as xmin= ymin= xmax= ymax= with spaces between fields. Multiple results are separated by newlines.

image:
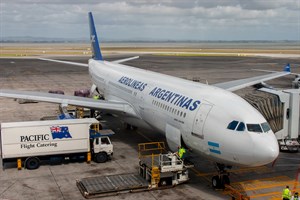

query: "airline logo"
xmin=90 ymin=35 xmax=95 ymax=43
xmin=149 ymin=87 xmax=201 ymax=111
xmin=118 ymin=76 xmax=147 ymax=91
xmin=50 ymin=126 xmax=72 ymax=139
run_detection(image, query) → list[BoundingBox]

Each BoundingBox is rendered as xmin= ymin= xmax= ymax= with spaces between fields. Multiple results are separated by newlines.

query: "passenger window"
xmin=95 ymin=138 xmax=99 ymax=145
xmin=247 ymin=124 xmax=263 ymax=133
xmin=227 ymin=121 xmax=239 ymax=130
xmin=236 ymin=122 xmax=245 ymax=131
xmin=261 ymin=122 xmax=271 ymax=132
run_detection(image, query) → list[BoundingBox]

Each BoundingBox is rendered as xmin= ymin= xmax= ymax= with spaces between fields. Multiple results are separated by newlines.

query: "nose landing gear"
xmin=212 ymin=163 xmax=230 ymax=189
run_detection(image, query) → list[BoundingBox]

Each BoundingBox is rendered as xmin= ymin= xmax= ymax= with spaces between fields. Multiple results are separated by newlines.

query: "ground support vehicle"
xmin=1 ymin=118 xmax=113 ymax=170
xmin=76 ymin=142 xmax=193 ymax=198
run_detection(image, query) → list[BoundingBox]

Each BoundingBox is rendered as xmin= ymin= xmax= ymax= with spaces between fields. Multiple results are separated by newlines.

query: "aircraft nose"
xmin=252 ymin=134 xmax=279 ymax=165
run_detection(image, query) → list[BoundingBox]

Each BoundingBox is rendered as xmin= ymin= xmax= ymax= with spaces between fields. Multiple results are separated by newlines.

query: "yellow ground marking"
xmin=136 ymin=131 xmax=153 ymax=143
xmin=225 ymin=176 xmax=300 ymax=199
xmin=190 ymin=168 xmax=211 ymax=182
xmin=229 ymin=166 xmax=271 ymax=174
xmin=153 ymin=53 xmax=245 ymax=57
xmin=250 ymin=185 xmax=300 ymax=199
xmin=192 ymin=165 xmax=299 ymax=200
xmin=229 ymin=176 xmax=292 ymax=191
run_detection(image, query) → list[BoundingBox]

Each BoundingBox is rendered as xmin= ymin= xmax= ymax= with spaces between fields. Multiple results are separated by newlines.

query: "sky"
xmin=0 ymin=0 xmax=300 ymax=41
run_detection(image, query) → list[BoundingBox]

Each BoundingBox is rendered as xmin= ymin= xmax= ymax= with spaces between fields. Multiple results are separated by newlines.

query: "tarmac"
xmin=0 ymin=55 xmax=300 ymax=200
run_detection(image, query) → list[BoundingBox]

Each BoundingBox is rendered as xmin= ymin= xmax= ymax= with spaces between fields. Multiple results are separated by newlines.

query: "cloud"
xmin=1 ymin=0 xmax=299 ymax=40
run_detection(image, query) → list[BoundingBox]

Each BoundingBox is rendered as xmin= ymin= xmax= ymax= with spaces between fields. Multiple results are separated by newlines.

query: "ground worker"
xmin=292 ymin=192 xmax=299 ymax=200
xmin=93 ymin=95 xmax=100 ymax=100
xmin=178 ymin=146 xmax=186 ymax=160
xmin=282 ymin=186 xmax=291 ymax=200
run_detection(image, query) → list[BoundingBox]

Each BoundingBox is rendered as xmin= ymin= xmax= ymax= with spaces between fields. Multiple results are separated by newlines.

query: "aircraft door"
xmin=165 ymin=124 xmax=181 ymax=152
xmin=192 ymin=104 xmax=213 ymax=139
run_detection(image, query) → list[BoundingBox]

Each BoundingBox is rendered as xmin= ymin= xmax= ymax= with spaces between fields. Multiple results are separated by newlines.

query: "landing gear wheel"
xmin=213 ymin=163 xmax=231 ymax=189
xmin=94 ymin=152 xmax=107 ymax=163
xmin=212 ymin=176 xmax=221 ymax=189
xmin=26 ymin=157 xmax=40 ymax=170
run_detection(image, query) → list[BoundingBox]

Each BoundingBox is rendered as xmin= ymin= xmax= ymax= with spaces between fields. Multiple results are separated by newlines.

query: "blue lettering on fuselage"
xmin=118 ymin=76 xmax=148 ymax=91
xmin=149 ymin=87 xmax=201 ymax=111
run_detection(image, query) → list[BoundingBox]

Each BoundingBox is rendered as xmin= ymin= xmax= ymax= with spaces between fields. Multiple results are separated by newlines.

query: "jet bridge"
xmin=243 ymin=89 xmax=300 ymax=152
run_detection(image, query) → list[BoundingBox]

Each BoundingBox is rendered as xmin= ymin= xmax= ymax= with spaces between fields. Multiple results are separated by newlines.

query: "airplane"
xmin=0 ymin=12 xmax=291 ymax=189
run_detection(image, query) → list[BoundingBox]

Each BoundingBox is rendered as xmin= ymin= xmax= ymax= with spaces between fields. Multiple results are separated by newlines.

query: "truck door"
xmin=93 ymin=137 xmax=112 ymax=154
xmin=192 ymin=104 xmax=213 ymax=139
xmin=93 ymin=138 xmax=100 ymax=153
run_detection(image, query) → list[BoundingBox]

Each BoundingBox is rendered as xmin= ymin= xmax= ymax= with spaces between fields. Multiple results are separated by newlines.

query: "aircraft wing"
xmin=112 ymin=56 xmax=139 ymax=64
xmin=38 ymin=58 xmax=89 ymax=67
xmin=0 ymin=89 xmax=138 ymax=117
xmin=38 ymin=56 xmax=139 ymax=67
xmin=213 ymin=71 xmax=290 ymax=91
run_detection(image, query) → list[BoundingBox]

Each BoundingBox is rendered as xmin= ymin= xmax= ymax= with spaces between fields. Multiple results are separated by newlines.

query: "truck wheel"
xmin=26 ymin=157 xmax=40 ymax=170
xmin=94 ymin=152 xmax=107 ymax=163
xmin=212 ymin=176 xmax=221 ymax=189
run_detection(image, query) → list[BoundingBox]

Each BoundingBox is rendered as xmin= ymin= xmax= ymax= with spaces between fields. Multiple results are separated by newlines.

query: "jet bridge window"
xmin=261 ymin=122 xmax=271 ymax=132
xmin=227 ymin=120 xmax=239 ymax=130
xmin=247 ymin=124 xmax=263 ymax=133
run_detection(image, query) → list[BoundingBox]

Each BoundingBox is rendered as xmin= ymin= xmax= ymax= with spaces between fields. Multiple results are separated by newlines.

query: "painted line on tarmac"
xmin=249 ymin=185 xmax=300 ymax=199
xmin=136 ymin=131 xmax=153 ymax=142
xmin=229 ymin=176 xmax=295 ymax=192
xmin=190 ymin=168 xmax=211 ymax=182
xmin=228 ymin=166 xmax=271 ymax=174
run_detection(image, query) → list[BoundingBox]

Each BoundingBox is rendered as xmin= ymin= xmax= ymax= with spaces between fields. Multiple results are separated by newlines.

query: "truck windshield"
xmin=101 ymin=137 xmax=110 ymax=144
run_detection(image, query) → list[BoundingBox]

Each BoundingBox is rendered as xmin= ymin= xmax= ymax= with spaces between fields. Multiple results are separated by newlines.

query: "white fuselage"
xmin=89 ymin=59 xmax=279 ymax=167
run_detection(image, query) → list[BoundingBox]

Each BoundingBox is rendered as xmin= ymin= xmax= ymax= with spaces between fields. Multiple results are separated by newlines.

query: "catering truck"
xmin=0 ymin=118 xmax=113 ymax=170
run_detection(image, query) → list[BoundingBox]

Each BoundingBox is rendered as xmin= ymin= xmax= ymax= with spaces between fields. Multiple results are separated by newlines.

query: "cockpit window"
xmin=247 ymin=124 xmax=263 ymax=133
xmin=227 ymin=121 xmax=239 ymax=130
xmin=261 ymin=122 xmax=271 ymax=132
xmin=236 ymin=122 xmax=245 ymax=131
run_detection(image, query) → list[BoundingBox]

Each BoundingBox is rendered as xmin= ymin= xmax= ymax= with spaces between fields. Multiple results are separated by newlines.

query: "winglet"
xmin=284 ymin=63 xmax=291 ymax=72
xmin=88 ymin=12 xmax=103 ymax=61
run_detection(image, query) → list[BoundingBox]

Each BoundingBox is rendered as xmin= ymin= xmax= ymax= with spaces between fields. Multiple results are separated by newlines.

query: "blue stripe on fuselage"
xmin=208 ymin=141 xmax=219 ymax=148
xmin=209 ymin=149 xmax=221 ymax=154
